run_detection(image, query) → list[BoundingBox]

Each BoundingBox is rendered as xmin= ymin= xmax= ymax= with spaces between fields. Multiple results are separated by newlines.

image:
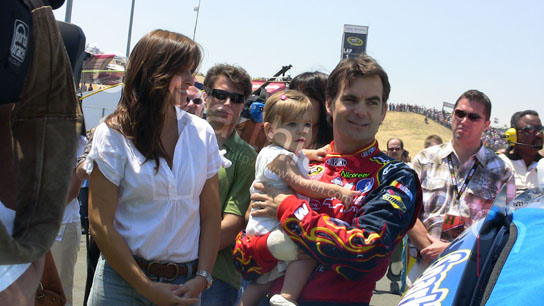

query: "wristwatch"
xmin=195 ymin=270 xmax=213 ymax=289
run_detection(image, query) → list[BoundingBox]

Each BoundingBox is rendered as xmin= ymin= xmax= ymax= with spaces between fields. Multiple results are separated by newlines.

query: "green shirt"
xmin=213 ymin=130 xmax=257 ymax=289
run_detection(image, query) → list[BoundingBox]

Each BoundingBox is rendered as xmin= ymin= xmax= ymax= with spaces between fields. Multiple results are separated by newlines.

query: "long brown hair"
xmin=107 ymin=29 xmax=201 ymax=170
xmin=289 ymin=71 xmax=333 ymax=148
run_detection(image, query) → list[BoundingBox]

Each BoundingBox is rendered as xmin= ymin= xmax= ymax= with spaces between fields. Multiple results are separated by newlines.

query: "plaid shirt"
xmin=412 ymin=141 xmax=514 ymax=240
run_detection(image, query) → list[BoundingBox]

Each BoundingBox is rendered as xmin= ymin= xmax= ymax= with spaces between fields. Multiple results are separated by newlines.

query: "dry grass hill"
xmin=376 ymin=111 xmax=452 ymax=159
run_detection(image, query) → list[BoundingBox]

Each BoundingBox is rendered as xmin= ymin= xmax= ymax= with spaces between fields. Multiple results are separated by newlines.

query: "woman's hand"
xmin=180 ymin=276 xmax=208 ymax=299
xmin=142 ymin=282 xmax=199 ymax=306
xmin=250 ymin=182 xmax=294 ymax=218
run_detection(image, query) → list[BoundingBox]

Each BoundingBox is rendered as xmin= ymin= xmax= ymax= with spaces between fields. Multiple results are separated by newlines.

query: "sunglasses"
xmin=454 ymin=109 xmax=483 ymax=122
xmin=518 ymin=125 xmax=544 ymax=135
xmin=186 ymin=97 xmax=203 ymax=105
xmin=388 ymin=147 xmax=402 ymax=152
xmin=207 ymin=89 xmax=245 ymax=104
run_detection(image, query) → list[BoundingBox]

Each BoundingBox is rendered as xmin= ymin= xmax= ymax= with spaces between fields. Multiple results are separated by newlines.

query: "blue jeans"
xmin=88 ymin=255 xmax=200 ymax=306
xmin=200 ymin=278 xmax=238 ymax=306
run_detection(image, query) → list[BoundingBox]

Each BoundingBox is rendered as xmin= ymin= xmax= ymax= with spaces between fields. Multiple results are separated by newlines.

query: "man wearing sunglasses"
xmin=499 ymin=110 xmax=543 ymax=197
xmin=406 ymin=89 xmax=514 ymax=286
xmin=385 ymin=137 xmax=409 ymax=293
xmin=180 ymin=85 xmax=205 ymax=118
xmin=201 ymin=64 xmax=257 ymax=306
xmin=387 ymin=138 xmax=407 ymax=162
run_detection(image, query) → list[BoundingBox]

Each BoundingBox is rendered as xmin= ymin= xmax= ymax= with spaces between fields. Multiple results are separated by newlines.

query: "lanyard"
xmin=446 ymin=155 xmax=480 ymax=203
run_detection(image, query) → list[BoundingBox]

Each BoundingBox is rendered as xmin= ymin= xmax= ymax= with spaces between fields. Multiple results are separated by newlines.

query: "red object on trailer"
xmin=251 ymin=81 xmax=287 ymax=94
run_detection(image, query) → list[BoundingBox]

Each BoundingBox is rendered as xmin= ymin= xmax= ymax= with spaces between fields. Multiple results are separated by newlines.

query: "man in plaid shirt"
xmin=407 ymin=89 xmax=515 ymax=285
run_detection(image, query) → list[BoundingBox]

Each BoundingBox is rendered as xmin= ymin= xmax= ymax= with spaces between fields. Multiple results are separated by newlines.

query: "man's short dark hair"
xmin=454 ymin=89 xmax=492 ymax=120
xmin=512 ymin=110 xmax=539 ymax=129
xmin=326 ymin=54 xmax=390 ymax=104
xmin=204 ymin=64 xmax=252 ymax=100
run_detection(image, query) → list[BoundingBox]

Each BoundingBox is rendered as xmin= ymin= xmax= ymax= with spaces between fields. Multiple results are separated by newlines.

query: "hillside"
xmin=376 ymin=111 xmax=452 ymax=159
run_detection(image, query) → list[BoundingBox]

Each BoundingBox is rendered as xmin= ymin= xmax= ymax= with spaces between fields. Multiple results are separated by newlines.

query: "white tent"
xmin=81 ymin=84 xmax=122 ymax=129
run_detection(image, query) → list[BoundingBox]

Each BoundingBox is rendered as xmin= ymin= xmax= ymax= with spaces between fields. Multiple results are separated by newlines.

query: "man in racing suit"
xmin=233 ymin=54 xmax=422 ymax=305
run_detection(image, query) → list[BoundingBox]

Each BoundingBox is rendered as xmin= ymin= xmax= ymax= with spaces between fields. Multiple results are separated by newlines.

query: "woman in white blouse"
xmin=86 ymin=30 xmax=221 ymax=305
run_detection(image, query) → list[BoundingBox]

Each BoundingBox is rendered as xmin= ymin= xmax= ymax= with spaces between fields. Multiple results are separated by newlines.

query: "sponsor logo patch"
xmin=361 ymin=146 xmax=376 ymax=157
xmin=390 ymin=180 xmax=414 ymax=201
xmin=340 ymin=170 xmax=370 ymax=179
xmin=309 ymin=199 xmax=322 ymax=210
xmin=308 ymin=165 xmax=324 ymax=176
xmin=331 ymin=177 xmax=343 ymax=186
xmin=294 ymin=203 xmax=310 ymax=220
xmin=326 ymin=158 xmax=347 ymax=167
xmin=10 ymin=20 xmax=30 ymax=65
xmin=382 ymin=194 xmax=406 ymax=212
xmin=370 ymin=155 xmax=389 ymax=165
xmin=356 ymin=178 xmax=374 ymax=194
xmin=382 ymin=162 xmax=402 ymax=175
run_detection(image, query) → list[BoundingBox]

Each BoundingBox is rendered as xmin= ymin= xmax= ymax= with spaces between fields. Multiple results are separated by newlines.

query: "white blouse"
xmin=86 ymin=109 xmax=221 ymax=263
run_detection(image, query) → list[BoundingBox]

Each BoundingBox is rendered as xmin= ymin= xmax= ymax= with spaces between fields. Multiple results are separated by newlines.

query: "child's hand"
xmin=336 ymin=189 xmax=361 ymax=209
xmin=303 ymin=148 xmax=327 ymax=161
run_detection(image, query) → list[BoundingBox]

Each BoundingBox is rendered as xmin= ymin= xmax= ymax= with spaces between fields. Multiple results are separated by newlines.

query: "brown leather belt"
xmin=134 ymin=256 xmax=192 ymax=281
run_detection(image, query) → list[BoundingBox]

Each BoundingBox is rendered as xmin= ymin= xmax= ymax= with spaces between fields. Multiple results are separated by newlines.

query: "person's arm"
xmin=182 ymin=174 xmax=221 ymax=297
xmin=219 ymin=214 xmax=245 ymax=250
xmin=237 ymin=166 xmax=422 ymax=281
xmin=75 ymin=160 xmax=89 ymax=181
xmin=420 ymin=234 xmax=450 ymax=263
xmin=220 ymin=151 xmax=256 ymax=250
xmin=267 ymin=155 xmax=360 ymax=206
xmin=89 ymin=164 xmax=197 ymax=305
xmin=0 ymin=256 xmax=45 ymax=305
xmin=65 ymin=168 xmax=83 ymax=204
xmin=302 ymin=147 xmax=327 ymax=162
xmin=232 ymin=184 xmax=290 ymax=281
xmin=406 ymin=218 xmax=451 ymax=263
xmin=266 ymin=167 xmax=421 ymax=280
xmin=406 ymin=218 xmax=432 ymax=251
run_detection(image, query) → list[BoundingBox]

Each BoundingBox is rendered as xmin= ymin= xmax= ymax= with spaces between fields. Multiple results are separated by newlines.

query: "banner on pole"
xmin=443 ymin=102 xmax=455 ymax=109
xmin=341 ymin=24 xmax=368 ymax=59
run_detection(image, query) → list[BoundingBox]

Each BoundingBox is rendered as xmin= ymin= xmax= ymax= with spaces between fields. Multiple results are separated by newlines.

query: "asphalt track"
xmin=72 ymin=236 xmax=402 ymax=306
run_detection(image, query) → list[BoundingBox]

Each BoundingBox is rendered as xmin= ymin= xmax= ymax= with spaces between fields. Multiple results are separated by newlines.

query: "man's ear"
xmin=380 ymin=102 xmax=388 ymax=124
xmin=325 ymin=96 xmax=334 ymax=117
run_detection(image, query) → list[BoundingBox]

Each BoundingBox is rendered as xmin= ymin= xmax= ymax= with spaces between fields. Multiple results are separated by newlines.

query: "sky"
xmin=53 ymin=0 xmax=544 ymax=127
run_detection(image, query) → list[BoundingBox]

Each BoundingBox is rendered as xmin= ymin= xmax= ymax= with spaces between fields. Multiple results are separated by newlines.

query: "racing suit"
xmin=233 ymin=140 xmax=422 ymax=304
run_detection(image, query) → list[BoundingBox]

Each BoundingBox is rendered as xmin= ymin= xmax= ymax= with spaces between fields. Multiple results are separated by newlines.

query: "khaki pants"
xmin=50 ymin=221 xmax=81 ymax=306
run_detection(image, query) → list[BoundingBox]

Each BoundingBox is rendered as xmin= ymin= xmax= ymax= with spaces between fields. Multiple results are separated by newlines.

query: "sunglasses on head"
xmin=454 ymin=109 xmax=483 ymax=122
xmin=207 ymin=89 xmax=245 ymax=104
xmin=186 ymin=97 xmax=203 ymax=105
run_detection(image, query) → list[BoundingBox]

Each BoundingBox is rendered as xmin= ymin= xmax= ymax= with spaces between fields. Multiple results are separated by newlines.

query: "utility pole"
xmin=64 ymin=0 xmax=73 ymax=22
xmin=126 ymin=0 xmax=136 ymax=57
xmin=192 ymin=0 xmax=202 ymax=41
